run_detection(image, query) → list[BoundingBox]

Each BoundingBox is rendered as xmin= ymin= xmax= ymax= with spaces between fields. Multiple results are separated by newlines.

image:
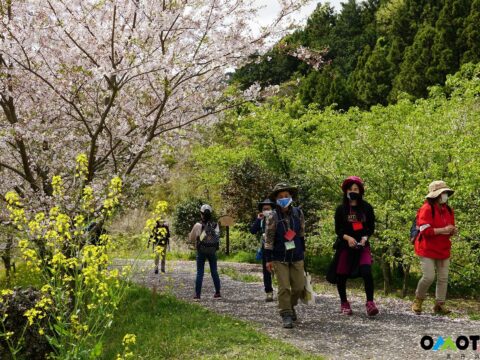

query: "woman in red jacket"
xmin=412 ymin=180 xmax=457 ymax=315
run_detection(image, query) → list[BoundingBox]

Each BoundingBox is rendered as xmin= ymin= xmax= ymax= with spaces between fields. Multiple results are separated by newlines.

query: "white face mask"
xmin=439 ymin=193 xmax=449 ymax=204
xmin=262 ymin=210 xmax=272 ymax=217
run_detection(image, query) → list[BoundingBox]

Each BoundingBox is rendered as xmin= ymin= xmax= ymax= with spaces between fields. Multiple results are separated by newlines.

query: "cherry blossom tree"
xmin=0 ymin=0 xmax=309 ymax=209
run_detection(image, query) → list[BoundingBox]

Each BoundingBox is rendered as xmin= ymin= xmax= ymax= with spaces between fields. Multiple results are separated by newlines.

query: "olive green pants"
xmin=154 ymin=245 xmax=167 ymax=272
xmin=272 ymin=260 xmax=305 ymax=316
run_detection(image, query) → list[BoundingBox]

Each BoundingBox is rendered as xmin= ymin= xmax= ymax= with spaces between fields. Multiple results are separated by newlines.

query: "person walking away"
xmin=189 ymin=204 xmax=221 ymax=300
xmin=149 ymin=220 xmax=170 ymax=274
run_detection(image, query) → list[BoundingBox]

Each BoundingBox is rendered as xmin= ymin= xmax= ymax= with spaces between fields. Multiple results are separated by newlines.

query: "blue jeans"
xmin=195 ymin=252 xmax=221 ymax=296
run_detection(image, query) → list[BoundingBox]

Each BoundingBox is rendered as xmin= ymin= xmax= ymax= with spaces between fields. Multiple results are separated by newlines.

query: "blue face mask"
xmin=277 ymin=197 xmax=292 ymax=208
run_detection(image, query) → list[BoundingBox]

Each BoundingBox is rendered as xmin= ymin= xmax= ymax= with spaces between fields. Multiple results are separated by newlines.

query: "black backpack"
xmin=197 ymin=221 xmax=220 ymax=255
xmin=152 ymin=223 xmax=170 ymax=246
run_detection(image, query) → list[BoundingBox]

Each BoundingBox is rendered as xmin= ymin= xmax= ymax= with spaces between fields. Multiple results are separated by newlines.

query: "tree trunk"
xmin=402 ymin=264 xmax=410 ymax=298
xmin=381 ymin=258 xmax=391 ymax=295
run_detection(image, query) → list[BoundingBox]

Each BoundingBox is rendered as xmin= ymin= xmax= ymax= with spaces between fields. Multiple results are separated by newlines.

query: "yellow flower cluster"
xmin=52 ymin=175 xmax=64 ymax=197
xmin=0 ymin=289 xmax=13 ymax=305
xmin=144 ymin=200 xmax=169 ymax=241
xmin=75 ymin=153 xmax=89 ymax=180
xmin=3 ymin=162 xmax=127 ymax=357
xmin=24 ymin=295 xmax=53 ymax=326
xmin=5 ymin=191 xmax=27 ymax=230
xmin=102 ymin=177 xmax=122 ymax=217
xmin=116 ymin=333 xmax=136 ymax=359
xmin=82 ymin=186 xmax=95 ymax=213
xmin=122 ymin=333 xmax=136 ymax=346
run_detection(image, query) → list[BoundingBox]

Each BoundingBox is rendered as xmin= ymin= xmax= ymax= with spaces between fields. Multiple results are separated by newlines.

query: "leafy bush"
xmin=177 ymin=63 xmax=480 ymax=295
xmin=0 ymin=288 xmax=52 ymax=359
xmin=172 ymin=198 xmax=210 ymax=239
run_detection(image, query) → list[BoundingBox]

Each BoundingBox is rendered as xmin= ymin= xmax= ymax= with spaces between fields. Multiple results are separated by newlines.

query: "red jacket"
xmin=414 ymin=201 xmax=455 ymax=259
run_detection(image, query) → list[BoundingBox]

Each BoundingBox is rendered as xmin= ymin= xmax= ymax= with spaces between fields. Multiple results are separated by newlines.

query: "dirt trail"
xmin=122 ymin=259 xmax=480 ymax=360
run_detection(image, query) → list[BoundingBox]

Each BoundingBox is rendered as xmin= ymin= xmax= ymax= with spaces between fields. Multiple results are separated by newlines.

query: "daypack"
xmin=410 ymin=217 xmax=419 ymax=244
xmin=197 ymin=221 xmax=220 ymax=255
xmin=152 ymin=223 xmax=169 ymax=246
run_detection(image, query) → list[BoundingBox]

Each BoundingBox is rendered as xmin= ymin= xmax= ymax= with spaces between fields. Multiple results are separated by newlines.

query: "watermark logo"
xmin=421 ymin=335 xmax=480 ymax=352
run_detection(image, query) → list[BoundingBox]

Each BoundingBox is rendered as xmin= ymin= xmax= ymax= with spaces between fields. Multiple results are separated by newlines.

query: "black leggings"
xmin=337 ymin=265 xmax=374 ymax=302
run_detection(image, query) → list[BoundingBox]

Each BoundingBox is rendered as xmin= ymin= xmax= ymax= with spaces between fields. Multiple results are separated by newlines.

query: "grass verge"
xmin=101 ymin=284 xmax=321 ymax=359
xmin=219 ymin=267 xmax=262 ymax=283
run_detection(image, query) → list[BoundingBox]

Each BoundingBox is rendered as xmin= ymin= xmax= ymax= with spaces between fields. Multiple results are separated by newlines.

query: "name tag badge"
xmin=284 ymin=229 xmax=296 ymax=241
xmin=352 ymin=222 xmax=364 ymax=231
xmin=285 ymin=241 xmax=296 ymax=250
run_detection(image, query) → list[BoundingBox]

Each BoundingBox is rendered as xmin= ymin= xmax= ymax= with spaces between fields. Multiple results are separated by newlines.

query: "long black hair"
xmin=426 ymin=197 xmax=453 ymax=218
xmin=342 ymin=192 xmax=367 ymax=221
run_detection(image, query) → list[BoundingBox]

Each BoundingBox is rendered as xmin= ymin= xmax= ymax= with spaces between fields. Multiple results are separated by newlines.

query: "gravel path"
xmin=123 ymin=259 xmax=480 ymax=360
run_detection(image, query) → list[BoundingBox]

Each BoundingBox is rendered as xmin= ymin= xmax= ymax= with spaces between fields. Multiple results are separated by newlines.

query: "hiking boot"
xmin=433 ymin=301 xmax=451 ymax=315
xmin=340 ymin=301 xmax=353 ymax=315
xmin=193 ymin=295 xmax=201 ymax=300
xmin=265 ymin=292 xmax=274 ymax=302
xmin=366 ymin=301 xmax=379 ymax=316
xmin=292 ymin=308 xmax=297 ymax=322
xmin=412 ymin=297 xmax=424 ymax=314
xmin=154 ymin=267 xmax=159 ymax=274
xmin=282 ymin=315 xmax=293 ymax=329
xmin=213 ymin=292 xmax=222 ymax=299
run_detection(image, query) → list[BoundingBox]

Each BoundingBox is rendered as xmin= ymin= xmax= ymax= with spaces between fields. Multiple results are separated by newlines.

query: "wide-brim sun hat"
xmin=341 ymin=176 xmax=365 ymax=195
xmin=258 ymin=198 xmax=276 ymax=211
xmin=268 ymin=182 xmax=298 ymax=200
xmin=426 ymin=180 xmax=454 ymax=199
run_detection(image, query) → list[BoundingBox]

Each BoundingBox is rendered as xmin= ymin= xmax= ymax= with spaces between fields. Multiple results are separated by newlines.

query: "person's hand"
xmin=360 ymin=237 xmax=367 ymax=247
xmin=266 ymin=262 xmax=273 ymax=273
xmin=444 ymin=225 xmax=456 ymax=235
xmin=258 ymin=212 xmax=264 ymax=219
xmin=346 ymin=236 xmax=357 ymax=248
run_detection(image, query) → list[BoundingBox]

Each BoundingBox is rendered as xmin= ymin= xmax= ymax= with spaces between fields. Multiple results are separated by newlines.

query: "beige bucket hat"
xmin=426 ymin=180 xmax=454 ymax=199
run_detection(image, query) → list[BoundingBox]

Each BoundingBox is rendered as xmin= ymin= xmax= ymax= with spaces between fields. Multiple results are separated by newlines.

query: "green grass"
xmin=101 ymin=285 xmax=321 ymax=360
xmin=0 ymin=262 xmax=42 ymax=289
xmin=219 ymin=267 xmax=262 ymax=283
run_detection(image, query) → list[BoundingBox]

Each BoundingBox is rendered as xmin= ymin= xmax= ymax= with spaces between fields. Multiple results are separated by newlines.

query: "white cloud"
xmin=254 ymin=0 xmax=343 ymax=29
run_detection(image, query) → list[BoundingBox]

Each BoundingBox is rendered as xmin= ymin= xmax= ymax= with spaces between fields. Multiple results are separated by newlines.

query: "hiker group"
xmin=149 ymin=177 xmax=457 ymax=329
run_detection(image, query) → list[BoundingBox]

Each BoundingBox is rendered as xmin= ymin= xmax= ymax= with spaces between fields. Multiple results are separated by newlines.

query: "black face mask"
xmin=347 ymin=192 xmax=360 ymax=201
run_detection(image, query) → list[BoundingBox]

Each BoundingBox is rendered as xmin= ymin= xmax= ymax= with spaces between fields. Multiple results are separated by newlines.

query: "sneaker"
xmin=292 ymin=308 xmax=297 ymax=322
xmin=340 ymin=301 xmax=353 ymax=315
xmin=154 ymin=267 xmax=159 ymax=274
xmin=282 ymin=315 xmax=293 ymax=329
xmin=265 ymin=292 xmax=274 ymax=302
xmin=213 ymin=292 xmax=222 ymax=299
xmin=366 ymin=301 xmax=379 ymax=316
xmin=193 ymin=295 xmax=201 ymax=300
xmin=433 ymin=301 xmax=451 ymax=315
xmin=412 ymin=297 xmax=424 ymax=314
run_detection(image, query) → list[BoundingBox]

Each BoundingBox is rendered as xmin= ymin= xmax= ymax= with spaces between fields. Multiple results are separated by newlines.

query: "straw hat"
xmin=425 ymin=180 xmax=454 ymax=199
